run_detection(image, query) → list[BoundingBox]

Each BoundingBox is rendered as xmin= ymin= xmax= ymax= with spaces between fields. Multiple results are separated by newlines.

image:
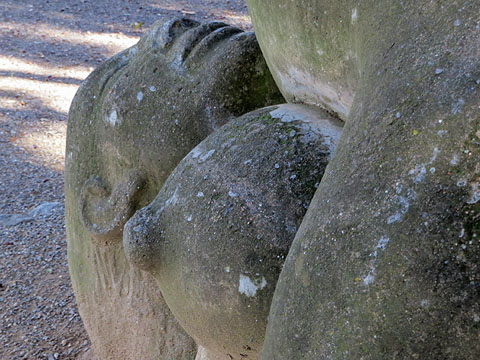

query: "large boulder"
xmin=123 ymin=104 xmax=342 ymax=359
xmin=65 ymin=17 xmax=283 ymax=360
xmin=246 ymin=0 xmax=480 ymax=359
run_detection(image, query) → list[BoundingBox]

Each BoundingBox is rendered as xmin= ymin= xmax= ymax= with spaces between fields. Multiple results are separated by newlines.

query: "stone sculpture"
xmin=123 ymin=104 xmax=342 ymax=359
xmin=67 ymin=0 xmax=480 ymax=359
xmin=65 ymin=18 xmax=282 ymax=360
xmin=245 ymin=0 xmax=480 ymax=359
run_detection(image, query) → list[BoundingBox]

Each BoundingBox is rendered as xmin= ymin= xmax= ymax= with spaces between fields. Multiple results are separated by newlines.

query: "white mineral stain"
xmin=408 ymin=147 xmax=439 ymax=183
xmin=238 ymin=274 xmax=267 ymax=297
xmin=106 ymin=109 xmax=120 ymax=126
xmin=363 ymin=273 xmax=375 ymax=286
xmin=431 ymin=147 xmax=440 ymax=162
xmin=270 ymin=107 xmax=300 ymax=123
xmin=409 ymin=166 xmax=427 ymax=183
xmin=165 ymin=187 xmax=179 ymax=207
xmin=269 ymin=104 xmax=343 ymax=150
xmin=376 ymin=236 xmax=390 ymax=251
xmin=362 ymin=236 xmax=390 ymax=286
xmin=450 ymin=154 xmax=459 ymax=165
xmin=190 ymin=146 xmax=205 ymax=159
xmin=467 ymin=183 xmax=480 ymax=204
xmin=351 ymin=8 xmax=358 ymax=24
xmin=387 ymin=189 xmax=416 ymax=224
xmin=137 ymin=91 xmax=143 ymax=102
xmin=199 ymin=149 xmax=215 ymax=162
xmin=452 ymin=98 xmax=465 ymax=114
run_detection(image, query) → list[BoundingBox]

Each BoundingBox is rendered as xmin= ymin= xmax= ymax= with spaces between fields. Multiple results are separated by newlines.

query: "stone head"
xmin=65 ymin=17 xmax=283 ymax=359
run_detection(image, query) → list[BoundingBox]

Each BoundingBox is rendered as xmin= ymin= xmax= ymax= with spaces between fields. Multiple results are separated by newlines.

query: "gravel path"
xmin=0 ymin=1 xmax=249 ymax=359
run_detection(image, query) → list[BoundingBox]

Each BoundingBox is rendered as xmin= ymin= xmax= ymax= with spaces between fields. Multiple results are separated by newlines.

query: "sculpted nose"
xmin=123 ymin=204 xmax=163 ymax=273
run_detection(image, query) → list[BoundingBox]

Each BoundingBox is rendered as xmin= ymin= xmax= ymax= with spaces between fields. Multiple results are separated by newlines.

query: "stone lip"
xmin=124 ymin=104 xmax=343 ymax=360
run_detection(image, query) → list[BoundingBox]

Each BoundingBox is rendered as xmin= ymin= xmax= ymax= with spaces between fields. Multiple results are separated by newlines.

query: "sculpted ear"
xmin=79 ymin=170 xmax=146 ymax=244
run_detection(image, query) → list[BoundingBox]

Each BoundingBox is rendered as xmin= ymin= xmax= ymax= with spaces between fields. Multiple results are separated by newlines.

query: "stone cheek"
xmin=65 ymin=17 xmax=283 ymax=360
xmin=124 ymin=104 xmax=343 ymax=360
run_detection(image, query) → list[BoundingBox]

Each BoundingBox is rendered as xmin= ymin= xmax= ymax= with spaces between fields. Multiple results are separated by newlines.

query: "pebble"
xmin=29 ymin=202 xmax=63 ymax=218
xmin=0 ymin=214 xmax=34 ymax=227
xmin=0 ymin=202 xmax=62 ymax=227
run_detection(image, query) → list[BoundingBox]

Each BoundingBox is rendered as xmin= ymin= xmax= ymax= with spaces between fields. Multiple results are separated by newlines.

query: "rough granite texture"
xmin=65 ymin=17 xmax=283 ymax=360
xmin=246 ymin=0 xmax=480 ymax=359
xmin=123 ymin=104 xmax=342 ymax=360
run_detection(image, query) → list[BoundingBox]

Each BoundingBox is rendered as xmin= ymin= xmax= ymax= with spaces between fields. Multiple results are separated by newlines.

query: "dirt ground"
xmin=0 ymin=1 xmax=250 ymax=359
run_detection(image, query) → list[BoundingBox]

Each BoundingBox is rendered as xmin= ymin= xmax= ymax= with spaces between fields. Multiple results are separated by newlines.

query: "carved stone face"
xmin=73 ymin=18 xmax=283 ymax=246
xmin=123 ymin=104 xmax=342 ymax=359
xmin=65 ymin=18 xmax=283 ymax=359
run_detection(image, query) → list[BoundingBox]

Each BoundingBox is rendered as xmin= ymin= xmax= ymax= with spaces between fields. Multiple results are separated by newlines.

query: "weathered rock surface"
xmin=124 ymin=104 xmax=342 ymax=359
xmin=247 ymin=0 xmax=358 ymax=121
xmin=65 ymin=17 xmax=283 ymax=360
xmin=246 ymin=1 xmax=480 ymax=359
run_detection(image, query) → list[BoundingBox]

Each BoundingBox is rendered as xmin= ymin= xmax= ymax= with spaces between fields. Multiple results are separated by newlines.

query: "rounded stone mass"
xmin=124 ymin=104 xmax=343 ymax=359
